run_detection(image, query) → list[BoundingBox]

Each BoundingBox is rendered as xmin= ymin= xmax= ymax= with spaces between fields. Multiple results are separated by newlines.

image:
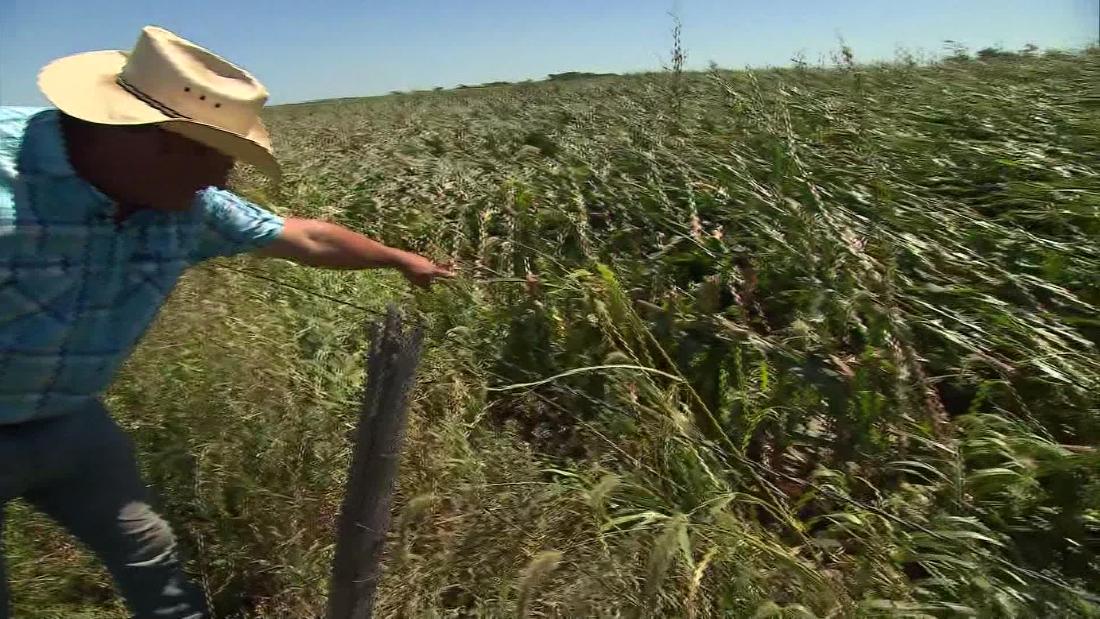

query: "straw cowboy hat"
xmin=38 ymin=26 xmax=279 ymax=180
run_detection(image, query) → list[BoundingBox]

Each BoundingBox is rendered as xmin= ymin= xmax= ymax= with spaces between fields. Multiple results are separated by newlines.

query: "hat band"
xmin=116 ymin=76 xmax=192 ymax=120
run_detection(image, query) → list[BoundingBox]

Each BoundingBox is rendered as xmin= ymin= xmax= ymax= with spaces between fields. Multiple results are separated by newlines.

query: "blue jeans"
xmin=0 ymin=401 xmax=207 ymax=618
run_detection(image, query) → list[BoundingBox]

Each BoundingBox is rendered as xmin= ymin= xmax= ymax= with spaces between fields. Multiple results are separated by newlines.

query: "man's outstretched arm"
xmin=258 ymin=218 xmax=454 ymax=288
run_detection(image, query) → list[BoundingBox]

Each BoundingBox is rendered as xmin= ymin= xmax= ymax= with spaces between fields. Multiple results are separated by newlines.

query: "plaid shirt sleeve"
xmin=190 ymin=188 xmax=285 ymax=262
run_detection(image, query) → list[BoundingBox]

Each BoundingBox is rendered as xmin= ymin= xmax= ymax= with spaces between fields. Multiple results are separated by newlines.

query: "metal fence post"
xmin=327 ymin=306 xmax=423 ymax=619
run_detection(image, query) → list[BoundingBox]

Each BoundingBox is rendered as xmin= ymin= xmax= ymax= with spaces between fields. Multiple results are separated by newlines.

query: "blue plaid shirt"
xmin=0 ymin=107 xmax=285 ymax=423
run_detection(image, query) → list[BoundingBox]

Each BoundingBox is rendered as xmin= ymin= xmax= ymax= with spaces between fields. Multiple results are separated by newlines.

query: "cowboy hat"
xmin=38 ymin=26 xmax=280 ymax=180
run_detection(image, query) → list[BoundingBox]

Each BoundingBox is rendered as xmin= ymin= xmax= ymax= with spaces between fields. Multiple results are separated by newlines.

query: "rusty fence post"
xmin=327 ymin=306 xmax=423 ymax=619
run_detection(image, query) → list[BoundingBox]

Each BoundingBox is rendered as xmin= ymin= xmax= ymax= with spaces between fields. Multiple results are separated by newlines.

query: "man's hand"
xmin=258 ymin=218 xmax=454 ymax=288
xmin=398 ymin=254 xmax=455 ymax=288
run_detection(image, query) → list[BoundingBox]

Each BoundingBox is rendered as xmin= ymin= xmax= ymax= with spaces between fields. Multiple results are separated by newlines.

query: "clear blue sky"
xmin=1 ymin=0 xmax=1096 ymax=105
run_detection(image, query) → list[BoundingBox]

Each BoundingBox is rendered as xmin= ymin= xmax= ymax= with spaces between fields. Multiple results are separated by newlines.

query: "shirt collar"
xmin=19 ymin=109 xmax=207 ymax=223
xmin=21 ymin=109 xmax=80 ymax=177
xmin=20 ymin=109 xmax=117 ymax=214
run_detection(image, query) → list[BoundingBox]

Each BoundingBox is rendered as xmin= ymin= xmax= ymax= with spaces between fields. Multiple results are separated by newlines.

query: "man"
xmin=0 ymin=26 xmax=452 ymax=617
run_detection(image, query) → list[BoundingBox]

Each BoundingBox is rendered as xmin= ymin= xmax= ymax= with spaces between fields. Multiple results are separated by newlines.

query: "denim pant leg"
xmin=19 ymin=403 xmax=208 ymax=619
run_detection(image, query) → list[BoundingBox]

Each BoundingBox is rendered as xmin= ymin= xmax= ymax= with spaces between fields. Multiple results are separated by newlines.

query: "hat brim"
xmin=38 ymin=50 xmax=280 ymax=181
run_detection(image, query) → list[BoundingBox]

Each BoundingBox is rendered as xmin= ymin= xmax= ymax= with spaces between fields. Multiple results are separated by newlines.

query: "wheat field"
xmin=7 ymin=47 xmax=1099 ymax=618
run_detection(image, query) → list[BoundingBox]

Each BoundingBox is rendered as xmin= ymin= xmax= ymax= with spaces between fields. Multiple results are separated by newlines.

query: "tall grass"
xmin=6 ymin=49 xmax=1099 ymax=617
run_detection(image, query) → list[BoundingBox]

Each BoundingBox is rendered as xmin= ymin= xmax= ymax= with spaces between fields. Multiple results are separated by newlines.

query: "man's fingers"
xmin=434 ymin=261 xmax=457 ymax=278
xmin=437 ymin=261 xmax=456 ymax=277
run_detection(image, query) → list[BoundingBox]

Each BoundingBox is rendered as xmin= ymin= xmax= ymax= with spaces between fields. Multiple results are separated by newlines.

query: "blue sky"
xmin=1 ymin=0 xmax=1096 ymax=105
